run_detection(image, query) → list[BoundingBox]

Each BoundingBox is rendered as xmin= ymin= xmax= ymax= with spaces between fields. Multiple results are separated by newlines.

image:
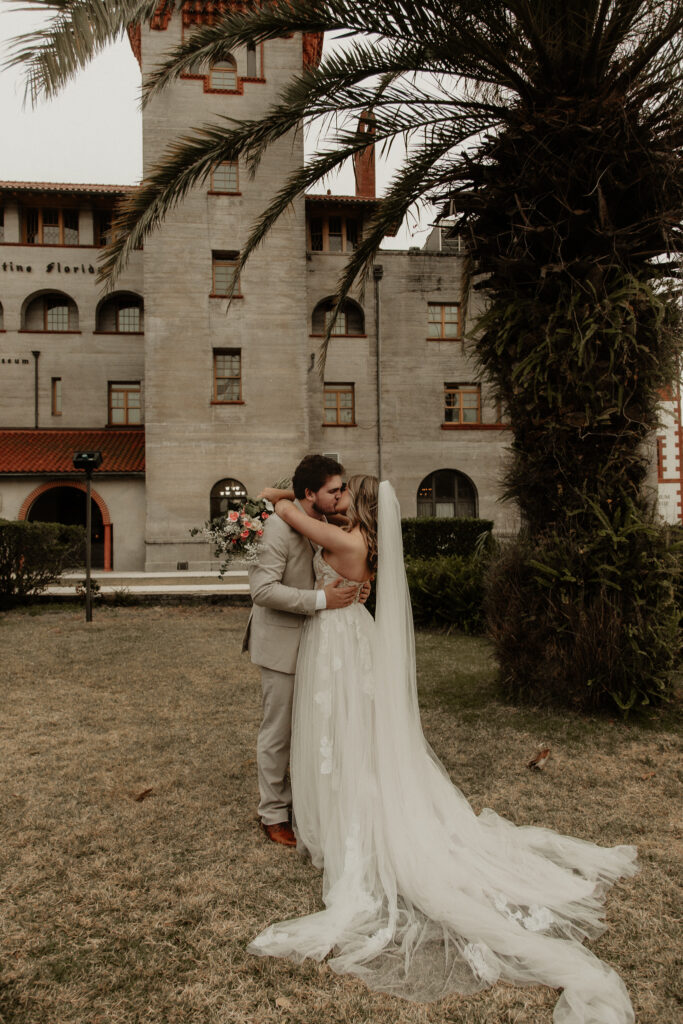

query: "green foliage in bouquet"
xmin=0 ymin=520 xmax=85 ymax=607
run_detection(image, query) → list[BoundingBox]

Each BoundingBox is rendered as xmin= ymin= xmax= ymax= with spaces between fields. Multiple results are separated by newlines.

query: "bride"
xmin=249 ymin=476 xmax=638 ymax=1023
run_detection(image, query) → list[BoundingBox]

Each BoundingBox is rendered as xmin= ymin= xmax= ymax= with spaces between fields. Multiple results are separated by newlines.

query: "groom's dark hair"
xmin=293 ymin=454 xmax=345 ymax=499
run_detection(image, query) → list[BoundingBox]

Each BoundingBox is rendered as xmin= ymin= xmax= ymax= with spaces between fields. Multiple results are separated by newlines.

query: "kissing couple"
xmin=242 ymin=454 xmax=638 ymax=1022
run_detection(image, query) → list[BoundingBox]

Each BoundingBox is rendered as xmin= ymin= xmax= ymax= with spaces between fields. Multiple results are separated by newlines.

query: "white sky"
xmin=0 ymin=7 xmax=432 ymax=248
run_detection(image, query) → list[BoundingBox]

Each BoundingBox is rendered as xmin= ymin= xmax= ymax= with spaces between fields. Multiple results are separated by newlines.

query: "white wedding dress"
xmin=249 ymin=483 xmax=638 ymax=1023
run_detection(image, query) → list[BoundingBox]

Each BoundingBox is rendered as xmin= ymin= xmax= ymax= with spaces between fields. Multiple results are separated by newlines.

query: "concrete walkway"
xmin=45 ymin=569 xmax=250 ymax=597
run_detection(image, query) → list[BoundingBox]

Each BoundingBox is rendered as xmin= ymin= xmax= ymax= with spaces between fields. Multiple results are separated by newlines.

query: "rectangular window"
xmin=0 ymin=207 xmax=4 ymax=243
xmin=428 ymin=302 xmax=461 ymax=339
xmin=325 ymin=307 xmax=347 ymax=336
xmin=211 ymin=162 xmax=239 ymax=193
xmin=246 ymin=43 xmax=257 ymax=77
xmin=444 ymin=382 xmax=480 ymax=424
xmin=117 ymin=305 xmax=141 ymax=333
xmin=307 ymin=213 xmax=359 ymax=253
xmin=51 ymin=377 xmax=62 ymax=416
xmin=22 ymin=207 xmax=80 ymax=246
xmin=42 ymin=208 xmax=60 ymax=245
xmin=324 ymin=382 xmax=355 ymax=425
xmin=210 ymin=61 xmax=237 ymax=90
xmin=45 ymin=299 xmax=70 ymax=331
xmin=212 ymin=251 xmax=240 ymax=296
xmin=96 ymin=211 xmax=114 ymax=246
xmin=109 ymin=381 xmax=142 ymax=425
xmin=309 ymin=216 xmax=323 ymax=251
xmin=213 ymin=348 xmax=242 ymax=402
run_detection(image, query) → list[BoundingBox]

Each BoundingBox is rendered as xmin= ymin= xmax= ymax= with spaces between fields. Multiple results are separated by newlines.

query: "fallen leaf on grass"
xmin=134 ymin=787 xmax=154 ymax=802
xmin=640 ymin=772 xmax=656 ymax=780
xmin=276 ymin=996 xmax=294 ymax=1010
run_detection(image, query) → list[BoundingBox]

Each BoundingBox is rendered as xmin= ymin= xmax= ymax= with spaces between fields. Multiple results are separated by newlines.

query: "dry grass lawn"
xmin=1 ymin=605 xmax=681 ymax=1024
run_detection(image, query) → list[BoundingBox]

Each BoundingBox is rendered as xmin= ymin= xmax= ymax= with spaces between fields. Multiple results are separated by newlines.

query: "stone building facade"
xmin=0 ymin=6 xmax=679 ymax=570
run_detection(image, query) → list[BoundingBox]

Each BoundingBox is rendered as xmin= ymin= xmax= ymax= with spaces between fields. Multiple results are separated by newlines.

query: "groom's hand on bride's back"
xmin=324 ymin=579 xmax=358 ymax=609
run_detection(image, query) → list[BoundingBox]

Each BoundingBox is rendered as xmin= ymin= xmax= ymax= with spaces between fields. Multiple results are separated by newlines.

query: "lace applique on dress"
xmin=320 ymin=736 xmax=333 ymax=774
xmin=314 ymin=690 xmax=332 ymax=718
xmin=463 ymin=943 xmax=499 ymax=984
xmin=492 ymin=893 xmax=555 ymax=932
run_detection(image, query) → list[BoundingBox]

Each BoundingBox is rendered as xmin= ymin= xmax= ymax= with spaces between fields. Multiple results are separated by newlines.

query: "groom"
xmin=242 ymin=454 xmax=358 ymax=847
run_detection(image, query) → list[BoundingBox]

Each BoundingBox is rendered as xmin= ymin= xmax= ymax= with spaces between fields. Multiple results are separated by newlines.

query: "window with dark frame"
xmin=51 ymin=377 xmax=62 ymax=416
xmin=428 ymin=302 xmax=461 ymax=339
xmin=211 ymin=162 xmax=239 ymax=193
xmin=308 ymin=212 xmax=360 ymax=253
xmin=108 ymin=381 xmax=142 ymax=425
xmin=213 ymin=349 xmax=242 ymax=403
xmin=324 ymin=382 xmax=355 ymax=425
xmin=22 ymin=206 xmax=79 ymax=245
xmin=246 ymin=43 xmax=257 ymax=77
xmin=444 ymin=382 xmax=481 ymax=424
xmin=212 ymin=251 xmax=240 ymax=297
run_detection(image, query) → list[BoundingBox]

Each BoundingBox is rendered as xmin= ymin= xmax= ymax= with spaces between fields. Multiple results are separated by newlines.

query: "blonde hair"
xmin=345 ymin=474 xmax=379 ymax=571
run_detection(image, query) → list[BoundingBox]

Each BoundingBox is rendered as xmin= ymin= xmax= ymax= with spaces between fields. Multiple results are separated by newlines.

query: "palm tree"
xmin=9 ymin=0 xmax=683 ymax=710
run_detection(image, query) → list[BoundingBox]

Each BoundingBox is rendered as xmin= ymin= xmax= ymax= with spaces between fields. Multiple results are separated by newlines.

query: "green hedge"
xmin=401 ymin=517 xmax=493 ymax=558
xmin=0 ymin=520 xmax=85 ymax=607
xmin=405 ymin=554 xmax=487 ymax=633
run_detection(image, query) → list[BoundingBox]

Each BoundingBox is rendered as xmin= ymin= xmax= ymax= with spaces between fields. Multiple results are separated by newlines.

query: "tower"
xmin=131 ymin=6 xmax=323 ymax=568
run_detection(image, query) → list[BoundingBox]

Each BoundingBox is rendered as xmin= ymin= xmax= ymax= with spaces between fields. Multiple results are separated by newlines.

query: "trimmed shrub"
xmin=405 ymin=554 xmax=487 ymax=634
xmin=0 ymin=520 xmax=85 ymax=607
xmin=401 ymin=517 xmax=493 ymax=559
xmin=485 ymin=515 xmax=679 ymax=713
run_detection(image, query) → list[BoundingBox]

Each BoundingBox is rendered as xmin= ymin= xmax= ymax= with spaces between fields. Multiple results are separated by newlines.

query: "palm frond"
xmin=3 ymin=0 xmax=161 ymax=102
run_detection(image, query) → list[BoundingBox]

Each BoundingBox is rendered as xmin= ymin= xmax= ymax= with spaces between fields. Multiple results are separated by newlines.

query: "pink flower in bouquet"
xmin=228 ymin=510 xmax=239 ymax=522
xmin=261 ymin=511 xmax=269 ymax=519
xmin=240 ymin=529 xmax=250 ymax=540
xmin=258 ymin=529 xmax=264 ymax=536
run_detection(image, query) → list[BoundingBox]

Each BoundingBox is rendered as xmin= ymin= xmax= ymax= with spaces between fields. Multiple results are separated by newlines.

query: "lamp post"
xmin=72 ymin=451 xmax=103 ymax=622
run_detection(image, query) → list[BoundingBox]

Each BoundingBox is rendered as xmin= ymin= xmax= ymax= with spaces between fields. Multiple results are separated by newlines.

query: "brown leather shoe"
xmin=262 ymin=821 xmax=297 ymax=847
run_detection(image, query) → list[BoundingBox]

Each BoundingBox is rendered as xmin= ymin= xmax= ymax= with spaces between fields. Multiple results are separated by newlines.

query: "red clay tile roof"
xmin=0 ymin=181 xmax=138 ymax=196
xmin=0 ymin=429 xmax=145 ymax=475
xmin=305 ymin=193 xmax=380 ymax=205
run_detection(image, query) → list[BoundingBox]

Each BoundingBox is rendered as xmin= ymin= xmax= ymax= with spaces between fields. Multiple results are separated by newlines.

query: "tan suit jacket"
xmin=242 ymin=500 xmax=318 ymax=675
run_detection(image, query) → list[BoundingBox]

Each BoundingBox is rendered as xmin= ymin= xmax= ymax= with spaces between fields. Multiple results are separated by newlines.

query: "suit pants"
xmin=257 ymin=666 xmax=295 ymax=825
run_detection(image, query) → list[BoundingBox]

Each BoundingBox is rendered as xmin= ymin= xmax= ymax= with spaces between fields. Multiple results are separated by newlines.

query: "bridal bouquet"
xmin=190 ymin=497 xmax=274 ymax=573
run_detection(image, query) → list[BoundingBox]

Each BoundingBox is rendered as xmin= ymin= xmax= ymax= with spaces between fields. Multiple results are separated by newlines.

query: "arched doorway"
xmin=19 ymin=483 xmax=112 ymax=570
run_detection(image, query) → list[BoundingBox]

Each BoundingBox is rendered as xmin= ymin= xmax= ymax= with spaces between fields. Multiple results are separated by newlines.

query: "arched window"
xmin=417 ymin=469 xmax=478 ymax=518
xmin=22 ymin=291 xmax=78 ymax=331
xmin=96 ymin=293 xmax=144 ymax=333
xmin=210 ymin=58 xmax=238 ymax=91
xmin=311 ymin=297 xmax=364 ymax=336
xmin=210 ymin=478 xmax=248 ymax=520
